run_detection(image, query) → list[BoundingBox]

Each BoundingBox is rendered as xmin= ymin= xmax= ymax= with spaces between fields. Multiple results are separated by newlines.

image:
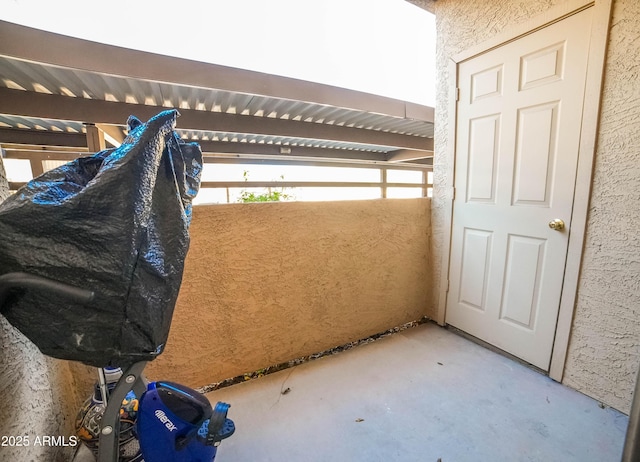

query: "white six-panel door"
xmin=446 ymin=9 xmax=593 ymax=370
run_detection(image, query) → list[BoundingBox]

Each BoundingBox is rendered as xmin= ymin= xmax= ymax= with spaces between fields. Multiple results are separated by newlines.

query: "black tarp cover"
xmin=0 ymin=110 xmax=202 ymax=367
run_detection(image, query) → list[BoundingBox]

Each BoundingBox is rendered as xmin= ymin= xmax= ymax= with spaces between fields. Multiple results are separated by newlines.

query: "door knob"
xmin=548 ymin=219 xmax=565 ymax=231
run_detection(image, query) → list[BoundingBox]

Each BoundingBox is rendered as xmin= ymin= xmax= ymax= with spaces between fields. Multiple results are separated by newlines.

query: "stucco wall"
xmin=0 ymin=157 xmax=85 ymax=461
xmin=429 ymin=0 xmax=640 ymax=413
xmin=562 ymin=0 xmax=640 ymax=414
xmin=0 ymin=153 xmax=8 ymax=204
xmin=406 ymin=0 xmax=435 ymax=14
xmin=0 ymin=320 xmax=84 ymax=462
xmin=147 ymin=198 xmax=431 ymax=387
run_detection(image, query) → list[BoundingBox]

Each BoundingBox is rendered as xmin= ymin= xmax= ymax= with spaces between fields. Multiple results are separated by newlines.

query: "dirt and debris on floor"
xmin=197 ymin=317 xmax=430 ymax=394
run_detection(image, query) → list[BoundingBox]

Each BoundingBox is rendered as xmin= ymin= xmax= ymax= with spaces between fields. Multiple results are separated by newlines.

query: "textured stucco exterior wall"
xmin=147 ymin=198 xmax=431 ymax=387
xmin=0 ymin=319 xmax=83 ymax=462
xmin=0 ymin=157 xmax=84 ymax=461
xmin=429 ymin=0 xmax=640 ymax=413
xmin=0 ymin=153 xmax=8 ymax=203
xmin=562 ymin=0 xmax=640 ymax=414
xmin=406 ymin=0 xmax=435 ymax=14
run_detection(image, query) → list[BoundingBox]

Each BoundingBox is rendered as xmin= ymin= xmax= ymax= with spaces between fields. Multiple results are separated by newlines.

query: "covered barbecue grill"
xmin=0 ymin=109 xmax=202 ymax=367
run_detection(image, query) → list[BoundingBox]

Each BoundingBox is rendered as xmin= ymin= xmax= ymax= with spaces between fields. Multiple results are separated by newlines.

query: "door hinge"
xmin=455 ymin=88 xmax=460 ymax=101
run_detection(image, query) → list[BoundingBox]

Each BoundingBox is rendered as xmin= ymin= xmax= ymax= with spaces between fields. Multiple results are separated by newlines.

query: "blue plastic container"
xmin=137 ymin=381 xmax=233 ymax=462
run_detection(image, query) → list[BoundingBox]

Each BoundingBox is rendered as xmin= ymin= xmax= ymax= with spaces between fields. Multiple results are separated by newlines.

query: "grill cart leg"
xmin=97 ymin=361 xmax=148 ymax=462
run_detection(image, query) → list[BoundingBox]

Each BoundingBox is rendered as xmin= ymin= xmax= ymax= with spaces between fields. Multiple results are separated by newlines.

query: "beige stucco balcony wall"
xmin=147 ymin=198 xmax=431 ymax=387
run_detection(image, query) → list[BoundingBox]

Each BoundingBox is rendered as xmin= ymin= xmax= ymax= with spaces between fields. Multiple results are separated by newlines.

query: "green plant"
xmin=237 ymin=170 xmax=294 ymax=203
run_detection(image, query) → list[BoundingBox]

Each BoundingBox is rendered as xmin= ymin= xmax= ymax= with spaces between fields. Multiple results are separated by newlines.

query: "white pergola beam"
xmin=386 ymin=149 xmax=434 ymax=163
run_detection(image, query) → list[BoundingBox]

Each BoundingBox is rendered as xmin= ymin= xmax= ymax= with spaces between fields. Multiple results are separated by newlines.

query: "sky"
xmin=1 ymin=0 xmax=435 ymax=106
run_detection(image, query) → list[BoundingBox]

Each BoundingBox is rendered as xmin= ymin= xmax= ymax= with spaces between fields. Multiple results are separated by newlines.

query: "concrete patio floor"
xmin=205 ymin=323 xmax=627 ymax=462
xmin=74 ymin=322 xmax=628 ymax=462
